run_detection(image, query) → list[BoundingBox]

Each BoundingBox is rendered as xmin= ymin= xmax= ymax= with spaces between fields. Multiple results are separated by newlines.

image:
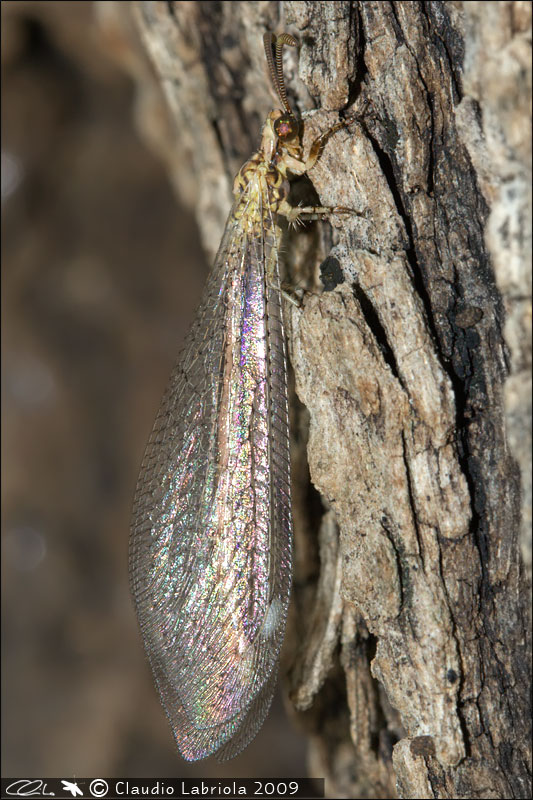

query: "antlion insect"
xmin=130 ymin=31 xmax=357 ymax=761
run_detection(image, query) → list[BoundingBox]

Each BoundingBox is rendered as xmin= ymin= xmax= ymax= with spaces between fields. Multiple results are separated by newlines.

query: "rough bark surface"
xmin=99 ymin=2 xmax=532 ymax=797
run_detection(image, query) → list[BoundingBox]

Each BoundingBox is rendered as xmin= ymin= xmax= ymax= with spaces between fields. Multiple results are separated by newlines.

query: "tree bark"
xmin=99 ymin=2 xmax=532 ymax=797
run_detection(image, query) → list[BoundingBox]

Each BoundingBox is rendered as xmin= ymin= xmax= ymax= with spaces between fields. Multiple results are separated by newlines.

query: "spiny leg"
xmin=278 ymin=198 xmax=366 ymax=226
xmin=304 ymin=120 xmax=347 ymax=172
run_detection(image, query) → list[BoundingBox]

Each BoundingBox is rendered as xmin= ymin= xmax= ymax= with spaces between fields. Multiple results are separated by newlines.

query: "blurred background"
xmin=2 ymin=0 xmax=308 ymax=779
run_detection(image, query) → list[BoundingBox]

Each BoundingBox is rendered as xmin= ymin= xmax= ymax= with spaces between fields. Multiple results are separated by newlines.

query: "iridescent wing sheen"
xmin=129 ymin=192 xmax=292 ymax=761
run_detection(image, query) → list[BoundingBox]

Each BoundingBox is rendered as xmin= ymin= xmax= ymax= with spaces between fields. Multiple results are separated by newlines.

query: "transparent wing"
xmin=129 ymin=197 xmax=292 ymax=761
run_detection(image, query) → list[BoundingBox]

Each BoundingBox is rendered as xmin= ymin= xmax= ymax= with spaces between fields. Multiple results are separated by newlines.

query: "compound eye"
xmin=274 ymin=114 xmax=298 ymax=140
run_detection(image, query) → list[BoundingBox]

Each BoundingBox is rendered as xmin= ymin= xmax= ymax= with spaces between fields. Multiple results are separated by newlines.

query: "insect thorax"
xmin=232 ymin=150 xmax=290 ymax=231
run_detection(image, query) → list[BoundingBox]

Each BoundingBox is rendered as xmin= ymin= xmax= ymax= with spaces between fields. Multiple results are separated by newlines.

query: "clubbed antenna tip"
xmin=263 ymin=32 xmax=298 ymax=115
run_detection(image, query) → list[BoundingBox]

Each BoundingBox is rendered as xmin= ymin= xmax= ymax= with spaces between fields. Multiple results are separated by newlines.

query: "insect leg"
xmin=277 ymin=198 xmax=365 ymax=225
xmin=303 ymin=121 xmax=347 ymax=171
